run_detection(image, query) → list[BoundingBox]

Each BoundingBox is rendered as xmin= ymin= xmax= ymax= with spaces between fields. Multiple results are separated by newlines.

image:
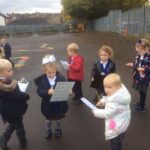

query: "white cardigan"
xmin=93 ymin=84 xmax=131 ymax=140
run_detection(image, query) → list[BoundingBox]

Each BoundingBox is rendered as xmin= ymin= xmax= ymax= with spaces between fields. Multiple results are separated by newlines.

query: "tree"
xmin=62 ymin=0 xmax=148 ymax=20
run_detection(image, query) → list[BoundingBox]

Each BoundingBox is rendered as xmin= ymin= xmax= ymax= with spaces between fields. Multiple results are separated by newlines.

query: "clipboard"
xmin=50 ymin=82 xmax=74 ymax=102
xmin=18 ymin=80 xmax=29 ymax=92
xmin=60 ymin=60 xmax=69 ymax=70
xmin=80 ymin=97 xmax=97 ymax=110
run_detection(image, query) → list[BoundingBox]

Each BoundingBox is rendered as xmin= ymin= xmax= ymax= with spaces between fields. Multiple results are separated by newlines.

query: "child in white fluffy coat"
xmin=92 ymin=73 xmax=131 ymax=150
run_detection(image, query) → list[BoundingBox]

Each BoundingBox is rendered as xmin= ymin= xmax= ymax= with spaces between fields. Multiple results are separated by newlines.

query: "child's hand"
xmin=126 ymin=63 xmax=133 ymax=67
xmin=96 ymin=100 xmax=104 ymax=107
xmin=69 ymin=90 xmax=73 ymax=96
xmin=48 ymin=88 xmax=54 ymax=95
xmin=91 ymin=77 xmax=94 ymax=81
xmin=137 ymin=67 xmax=145 ymax=72
xmin=92 ymin=109 xmax=98 ymax=117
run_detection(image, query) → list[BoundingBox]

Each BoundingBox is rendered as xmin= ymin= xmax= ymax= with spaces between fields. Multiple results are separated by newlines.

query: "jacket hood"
xmin=0 ymin=79 xmax=17 ymax=92
xmin=107 ymin=84 xmax=131 ymax=105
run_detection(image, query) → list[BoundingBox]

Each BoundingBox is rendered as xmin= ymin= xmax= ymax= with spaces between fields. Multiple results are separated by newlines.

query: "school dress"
xmin=90 ymin=59 xmax=116 ymax=93
xmin=132 ymin=52 xmax=150 ymax=93
xmin=35 ymin=72 xmax=68 ymax=120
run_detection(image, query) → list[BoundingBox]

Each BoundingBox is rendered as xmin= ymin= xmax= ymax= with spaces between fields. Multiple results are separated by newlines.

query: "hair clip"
xmin=42 ymin=55 xmax=56 ymax=64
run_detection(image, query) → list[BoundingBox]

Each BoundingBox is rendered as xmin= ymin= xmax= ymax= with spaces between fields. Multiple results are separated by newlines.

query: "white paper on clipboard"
xmin=50 ymin=82 xmax=74 ymax=102
xmin=80 ymin=97 xmax=97 ymax=110
xmin=60 ymin=60 xmax=69 ymax=70
xmin=18 ymin=80 xmax=29 ymax=92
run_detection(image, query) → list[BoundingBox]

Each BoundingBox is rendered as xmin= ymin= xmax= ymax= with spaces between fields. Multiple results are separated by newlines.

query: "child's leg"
xmin=45 ymin=120 xmax=52 ymax=139
xmin=55 ymin=120 xmax=62 ymax=138
xmin=110 ymin=133 xmax=125 ymax=150
xmin=0 ymin=123 xmax=14 ymax=150
xmin=15 ymin=120 xmax=27 ymax=147
xmin=73 ymin=81 xmax=83 ymax=104
xmin=139 ymin=91 xmax=147 ymax=109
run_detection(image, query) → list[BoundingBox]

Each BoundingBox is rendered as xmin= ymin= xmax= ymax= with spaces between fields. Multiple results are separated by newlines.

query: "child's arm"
xmin=37 ymin=82 xmax=50 ymax=98
xmin=91 ymin=62 xmax=97 ymax=80
xmin=110 ymin=62 xmax=116 ymax=73
xmin=126 ymin=63 xmax=133 ymax=67
xmin=69 ymin=57 xmax=83 ymax=72
xmin=92 ymin=103 xmax=117 ymax=119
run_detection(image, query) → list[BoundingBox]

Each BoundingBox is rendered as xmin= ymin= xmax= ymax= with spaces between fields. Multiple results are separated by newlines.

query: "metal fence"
xmin=0 ymin=24 xmax=64 ymax=37
xmin=87 ymin=6 xmax=150 ymax=37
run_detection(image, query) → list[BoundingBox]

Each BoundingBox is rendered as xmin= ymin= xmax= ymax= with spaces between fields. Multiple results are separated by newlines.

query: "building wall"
xmin=0 ymin=16 xmax=6 ymax=25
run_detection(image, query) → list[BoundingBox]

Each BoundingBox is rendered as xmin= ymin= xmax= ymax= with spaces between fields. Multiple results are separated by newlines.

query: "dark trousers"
xmin=110 ymin=132 xmax=125 ymax=150
xmin=69 ymin=79 xmax=83 ymax=101
xmin=139 ymin=91 xmax=147 ymax=108
xmin=2 ymin=120 xmax=26 ymax=145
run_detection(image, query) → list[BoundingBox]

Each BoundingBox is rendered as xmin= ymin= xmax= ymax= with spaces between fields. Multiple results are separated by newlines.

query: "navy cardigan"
xmin=35 ymin=72 xmax=68 ymax=120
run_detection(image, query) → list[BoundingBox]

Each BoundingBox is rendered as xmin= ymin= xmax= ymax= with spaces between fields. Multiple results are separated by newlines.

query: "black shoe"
xmin=20 ymin=137 xmax=27 ymax=148
xmin=45 ymin=130 xmax=52 ymax=139
xmin=0 ymin=136 xmax=9 ymax=150
xmin=55 ymin=129 xmax=62 ymax=139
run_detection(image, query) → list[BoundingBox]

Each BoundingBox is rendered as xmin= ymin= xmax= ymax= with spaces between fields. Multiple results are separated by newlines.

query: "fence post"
xmin=143 ymin=5 xmax=145 ymax=37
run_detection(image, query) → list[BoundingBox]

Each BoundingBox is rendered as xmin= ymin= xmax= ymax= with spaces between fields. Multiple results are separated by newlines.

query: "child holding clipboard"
xmin=35 ymin=55 xmax=68 ymax=139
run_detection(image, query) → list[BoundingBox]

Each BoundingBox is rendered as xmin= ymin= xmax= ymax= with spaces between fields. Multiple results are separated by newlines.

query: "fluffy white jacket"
xmin=93 ymin=84 xmax=131 ymax=140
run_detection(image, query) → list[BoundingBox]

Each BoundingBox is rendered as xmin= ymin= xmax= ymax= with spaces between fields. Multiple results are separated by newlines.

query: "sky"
xmin=0 ymin=0 xmax=62 ymax=14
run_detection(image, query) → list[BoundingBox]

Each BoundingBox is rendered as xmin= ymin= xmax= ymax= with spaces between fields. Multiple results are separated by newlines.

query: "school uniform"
xmin=90 ymin=59 xmax=116 ymax=98
xmin=67 ymin=54 xmax=84 ymax=103
xmin=1 ymin=43 xmax=11 ymax=60
xmin=1 ymin=43 xmax=14 ymax=67
xmin=35 ymin=72 xmax=68 ymax=120
xmin=0 ymin=80 xmax=29 ymax=148
xmin=132 ymin=52 xmax=150 ymax=110
xmin=35 ymin=72 xmax=68 ymax=139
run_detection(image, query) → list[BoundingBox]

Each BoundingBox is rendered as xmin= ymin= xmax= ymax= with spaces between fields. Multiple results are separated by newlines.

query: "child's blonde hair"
xmin=136 ymin=39 xmax=150 ymax=51
xmin=98 ymin=45 xmax=114 ymax=58
xmin=0 ymin=59 xmax=12 ymax=73
xmin=104 ymin=73 xmax=122 ymax=87
xmin=67 ymin=43 xmax=79 ymax=53
xmin=43 ymin=62 xmax=58 ymax=73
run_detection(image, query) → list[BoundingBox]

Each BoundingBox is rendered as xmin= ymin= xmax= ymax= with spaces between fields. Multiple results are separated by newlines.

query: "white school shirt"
xmin=47 ymin=76 xmax=56 ymax=88
xmin=100 ymin=60 xmax=108 ymax=69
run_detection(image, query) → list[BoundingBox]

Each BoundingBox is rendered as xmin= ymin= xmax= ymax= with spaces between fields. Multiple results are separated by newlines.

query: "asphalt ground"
xmin=0 ymin=32 xmax=150 ymax=150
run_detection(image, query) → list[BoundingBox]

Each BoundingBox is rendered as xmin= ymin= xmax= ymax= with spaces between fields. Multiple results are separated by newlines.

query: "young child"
xmin=67 ymin=43 xmax=84 ymax=105
xmin=90 ymin=45 xmax=116 ymax=103
xmin=0 ymin=59 xmax=29 ymax=150
xmin=35 ymin=55 xmax=68 ymax=139
xmin=126 ymin=39 xmax=150 ymax=112
xmin=0 ymin=46 xmax=5 ymax=58
xmin=0 ymin=37 xmax=14 ymax=67
xmin=92 ymin=73 xmax=131 ymax=150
